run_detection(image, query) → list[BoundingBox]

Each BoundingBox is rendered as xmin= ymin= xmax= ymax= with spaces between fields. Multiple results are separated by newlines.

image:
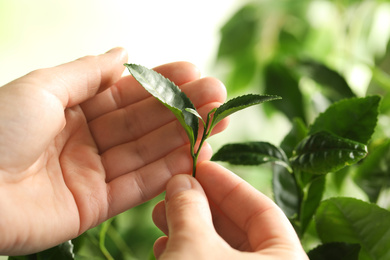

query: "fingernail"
xmin=166 ymin=175 xmax=192 ymax=202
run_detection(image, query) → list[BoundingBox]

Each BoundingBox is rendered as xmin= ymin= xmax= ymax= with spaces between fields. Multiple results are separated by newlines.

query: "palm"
xmin=0 ymin=50 xmax=227 ymax=255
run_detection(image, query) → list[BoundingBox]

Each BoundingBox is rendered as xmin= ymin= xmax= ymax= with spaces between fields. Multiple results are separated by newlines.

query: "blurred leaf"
xmin=72 ymin=227 xmax=105 ymax=259
xmin=354 ymin=139 xmax=390 ymax=203
xmin=124 ymin=63 xmax=199 ymax=147
xmin=329 ymin=167 xmax=350 ymax=193
xmin=309 ymin=96 xmax=381 ymax=144
xmin=368 ymin=68 xmax=390 ymax=114
xmin=278 ymin=29 xmax=305 ymax=56
xmin=264 ymin=61 xmax=307 ymax=123
xmin=307 ymin=242 xmax=361 ymax=260
xmin=300 ymin=176 xmax=325 ymax=235
xmin=290 ymin=131 xmax=367 ymax=175
xmin=9 ymin=241 xmax=75 ymax=260
xmin=315 ymin=197 xmax=390 ymax=260
xmin=217 ymin=3 xmax=258 ymax=59
xmin=211 ymin=94 xmax=281 ymax=130
xmin=99 ymin=219 xmax=114 ymax=260
xmin=280 ymin=117 xmax=308 ymax=157
xmin=297 ymin=59 xmax=355 ymax=101
xmin=212 ymin=141 xmax=290 ymax=170
xmin=272 ymin=164 xmax=300 ymax=219
xmin=224 ymin=48 xmax=258 ymax=93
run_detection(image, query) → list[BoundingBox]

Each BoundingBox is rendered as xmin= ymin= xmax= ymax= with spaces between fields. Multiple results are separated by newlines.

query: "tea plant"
xmin=9 ymin=1 xmax=390 ymax=259
xmin=212 ymin=95 xmax=390 ymax=258
xmin=123 ymin=63 xmax=281 ymax=177
xmin=212 ymin=1 xmax=390 ymax=259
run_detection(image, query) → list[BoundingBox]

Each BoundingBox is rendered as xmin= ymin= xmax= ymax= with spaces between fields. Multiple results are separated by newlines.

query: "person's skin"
xmin=0 ymin=47 xmax=228 ymax=255
xmin=153 ymin=161 xmax=309 ymax=260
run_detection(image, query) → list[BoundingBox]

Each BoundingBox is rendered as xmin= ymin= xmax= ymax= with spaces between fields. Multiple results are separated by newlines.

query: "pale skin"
xmin=0 ymin=47 xmax=307 ymax=259
xmin=152 ymin=162 xmax=309 ymax=260
xmin=0 ymin=47 xmax=228 ymax=255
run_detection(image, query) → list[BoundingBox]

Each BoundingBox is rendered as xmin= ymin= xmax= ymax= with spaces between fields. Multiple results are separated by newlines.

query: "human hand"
xmin=0 ymin=48 xmax=228 ymax=255
xmin=152 ymin=161 xmax=308 ymax=259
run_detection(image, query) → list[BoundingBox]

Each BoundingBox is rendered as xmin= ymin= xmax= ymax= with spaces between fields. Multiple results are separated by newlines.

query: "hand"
xmin=0 ymin=48 xmax=228 ymax=255
xmin=152 ymin=161 xmax=308 ymax=260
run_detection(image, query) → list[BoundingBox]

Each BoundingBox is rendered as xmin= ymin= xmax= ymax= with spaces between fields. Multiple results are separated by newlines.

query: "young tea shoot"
xmin=124 ymin=63 xmax=281 ymax=177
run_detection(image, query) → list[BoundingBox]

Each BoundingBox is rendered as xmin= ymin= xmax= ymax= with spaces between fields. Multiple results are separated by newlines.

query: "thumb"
xmin=154 ymin=174 xmax=215 ymax=259
xmin=0 ymin=47 xmax=127 ymax=172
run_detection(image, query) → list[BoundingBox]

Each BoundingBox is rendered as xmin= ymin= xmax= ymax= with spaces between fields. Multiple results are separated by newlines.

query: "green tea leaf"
xmin=298 ymin=59 xmax=355 ymax=102
xmin=290 ymin=131 xmax=367 ymax=175
xmin=124 ymin=63 xmax=199 ymax=146
xmin=211 ymin=141 xmax=290 ymax=170
xmin=223 ymin=48 xmax=258 ymax=93
xmin=210 ymin=94 xmax=281 ymax=131
xmin=300 ymin=176 xmax=325 ymax=235
xmin=307 ymin=242 xmax=361 ymax=260
xmin=264 ymin=61 xmax=307 ymax=123
xmin=217 ymin=3 xmax=258 ymax=59
xmin=354 ymin=139 xmax=390 ymax=203
xmin=272 ymin=165 xmax=299 ymax=219
xmin=309 ymin=96 xmax=381 ymax=144
xmin=185 ymin=108 xmax=202 ymax=120
xmin=315 ymin=197 xmax=390 ymax=260
xmin=280 ymin=117 xmax=308 ymax=158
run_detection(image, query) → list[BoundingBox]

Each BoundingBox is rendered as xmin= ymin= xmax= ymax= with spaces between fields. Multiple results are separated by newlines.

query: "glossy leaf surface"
xmin=212 ymin=141 xmax=290 ymax=170
xmin=307 ymin=242 xmax=361 ymax=260
xmin=309 ymin=96 xmax=381 ymax=144
xmin=290 ymin=131 xmax=367 ymax=175
xmin=125 ymin=63 xmax=199 ymax=146
xmin=264 ymin=61 xmax=307 ymax=123
xmin=298 ymin=59 xmax=355 ymax=102
xmin=316 ymin=197 xmax=390 ymax=260
xmin=211 ymin=94 xmax=281 ymax=130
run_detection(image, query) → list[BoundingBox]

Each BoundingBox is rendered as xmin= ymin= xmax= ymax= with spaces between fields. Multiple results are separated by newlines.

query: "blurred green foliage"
xmin=213 ymin=0 xmax=390 ymax=258
xmin=7 ymin=0 xmax=390 ymax=259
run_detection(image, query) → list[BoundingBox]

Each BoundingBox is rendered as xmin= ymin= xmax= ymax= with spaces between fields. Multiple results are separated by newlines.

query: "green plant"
xmin=211 ymin=1 xmax=390 ymax=259
xmin=6 ymin=63 xmax=280 ymax=260
xmin=9 ymin=1 xmax=390 ymax=259
xmin=123 ymin=63 xmax=281 ymax=177
xmin=212 ymin=95 xmax=390 ymax=258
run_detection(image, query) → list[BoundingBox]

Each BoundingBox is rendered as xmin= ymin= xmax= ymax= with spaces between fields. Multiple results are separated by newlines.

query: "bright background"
xmin=0 ymin=0 xmax=241 ymax=86
xmin=2 ymin=1 xmax=390 ymax=259
xmin=0 ymin=1 xmax=244 ymax=259
xmin=0 ymin=0 xmax=280 ymax=186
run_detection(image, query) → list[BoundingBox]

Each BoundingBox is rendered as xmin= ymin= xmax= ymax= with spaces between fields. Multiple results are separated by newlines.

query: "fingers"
xmin=91 ymin=76 xmax=228 ymax=182
xmin=153 ymin=236 xmax=168 ymax=259
xmin=81 ymin=61 xmax=201 ymax=122
xmin=0 ymin=48 xmax=127 ymax=172
xmin=88 ymin=76 xmax=227 ymax=153
xmin=100 ymin=103 xmax=226 ymax=182
xmin=35 ymin=47 xmax=127 ymax=108
xmin=196 ymin=161 xmax=303 ymax=252
xmin=106 ymin=142 xmax=213 ymax=217
xmin=152 ymin=174 xmax=213 ymax=237
xmin=152 ymin=174 xmax=224 ymax=259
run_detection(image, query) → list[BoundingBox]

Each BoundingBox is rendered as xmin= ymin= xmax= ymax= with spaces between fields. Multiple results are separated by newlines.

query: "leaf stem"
xmin=99 ymin=219 xmax=114 ymax=260
xmin=192 ymin=112 xmax=214 ymax=177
